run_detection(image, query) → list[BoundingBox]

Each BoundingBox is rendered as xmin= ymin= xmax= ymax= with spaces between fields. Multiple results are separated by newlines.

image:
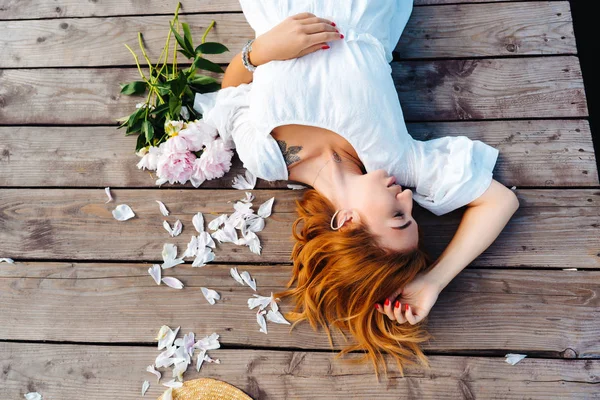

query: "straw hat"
xmin=156 ymin=378 xmax=254 ymax=400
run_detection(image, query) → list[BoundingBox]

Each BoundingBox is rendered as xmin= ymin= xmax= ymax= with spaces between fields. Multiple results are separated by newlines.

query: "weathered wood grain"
xmin=0 ymin=262 xmax=599 ymax=356
xmin=1 ymin=343 xmax=598 ymax=399
xmin=0 ymin=2 xmax=576 ymax=68
xmin=0 ymin=57 xmax=587 ymax=124
xmin=0 ymin=189 xmax=599 ymax=267
xmin=0 ymin=0 xmax=530 ymax=20
xmin=0 ymin=120 xmax=595 ymax=188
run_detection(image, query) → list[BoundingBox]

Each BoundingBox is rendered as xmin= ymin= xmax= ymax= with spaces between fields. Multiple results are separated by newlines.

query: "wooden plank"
xmin=1 ymin=263 xmax=599 ymax=355
xmin=0 ymin=120 xmax=595 ymax=188
xmin=0 ymin=57 xmax=587 ymax=124
xmin=0 ymin=0 xmax=530 ymax=20
xmin=0 ymin=189 xmax=598 ymax=267
xmin=0 ymin=2 xmax=576 ymax=68
xmin=1 ymin=343 xmax=598 ymax=399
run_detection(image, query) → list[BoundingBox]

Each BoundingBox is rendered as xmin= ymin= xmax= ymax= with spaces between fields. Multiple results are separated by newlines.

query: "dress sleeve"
xmin=193 ymin=83 xmax=288 ymax=181
xmin=406 ymin=135 xmax=500 ymax=216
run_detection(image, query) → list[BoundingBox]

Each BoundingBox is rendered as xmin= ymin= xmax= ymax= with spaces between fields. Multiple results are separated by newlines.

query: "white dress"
xmin=193 ymin=0 xmax=499 ymax=216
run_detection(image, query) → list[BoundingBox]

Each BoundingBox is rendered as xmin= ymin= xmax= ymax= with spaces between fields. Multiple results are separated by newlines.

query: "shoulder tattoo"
xmin=276 ymin=139 xmax=302 ymax=166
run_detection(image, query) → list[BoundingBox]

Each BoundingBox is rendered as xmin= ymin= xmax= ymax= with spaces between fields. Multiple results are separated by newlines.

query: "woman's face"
xmin=350 ymin=169 xmax=419 ymax=252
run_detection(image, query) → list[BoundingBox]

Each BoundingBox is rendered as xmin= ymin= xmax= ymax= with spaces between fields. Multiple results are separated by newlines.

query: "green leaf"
xmin=169 ymin=73 xmax=188 ymax=98
xmin=169 ymin=96 xmax=181 ymax=118
xmin=170 ymin=22 xmax=194 ymax=58
xmin=126 ymin=120 xmax=143 ymax=135
xmin=135 ymin=132 xmax=147 ymax=151
xmin=195 ymin=42 xmax=229 ymax=54
xmin=142 ymin=120 xmax=154 ymax=142
xmin=182 ymin=23 xmax=194 ymax=51
xmin=188 ymin=74 xmax=218 ymax=85
xmin=192 ymin=57 xmax=224 ymax=73
xmin=120 ymin=81 xmax=147 ymax=96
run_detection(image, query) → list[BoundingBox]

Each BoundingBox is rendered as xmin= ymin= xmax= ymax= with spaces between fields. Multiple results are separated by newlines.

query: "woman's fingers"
xmin=393 ymin=300 xmax=408 ymax=324
xmin=299 ymin=16 xmax=335 ymax=26
xmin=383 ymin=298 xmax=396 ymax=321
xmin=295 ymin=42 xmax=330 ymax=58
xmin=306 ymin=31 xmax=343 ymax=46
xmin=404 ymin=305 xmax=420 ymax=325
xmin=301 ymin=22 xmax=338 ymax=35
xmin=290 ymin=12 xmax=317 ymax=20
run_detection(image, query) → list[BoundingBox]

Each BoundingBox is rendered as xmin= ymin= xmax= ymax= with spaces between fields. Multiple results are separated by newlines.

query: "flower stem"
xmin=201 ymin=20 xmax=215 ymax=44
xmin=124 ymin=44 xmax=147 ymax=80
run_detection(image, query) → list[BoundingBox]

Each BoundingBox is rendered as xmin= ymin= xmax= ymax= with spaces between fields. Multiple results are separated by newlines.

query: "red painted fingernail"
xmin=394 ymin=300 xmax=400 ymax=309
xmin=340 ymin=34 xmax=344 ymax=39
xmin=335 ymin=29 xmax=339 ymax=33
xmin=331 ymin=22 xmax=336 ymax=27
xmin=384 ymin=298 xmax=390 ymax=306
xmin=321 ymin=45 xmax=330 ymax=50
xmin=405 ymin=304 xmax=409 ymax=311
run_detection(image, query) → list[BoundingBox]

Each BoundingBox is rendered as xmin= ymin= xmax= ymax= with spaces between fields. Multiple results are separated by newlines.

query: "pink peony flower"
xmin=156 ymin=141 xmax=197 ymax=185
xmin=179 ymin=120 xmax=218 ymax=151
xmin=198 ymin=138 xmax=233 ymax=180
xmin=137 ymin=145 xmax=163 ymax=171
xmin=190 ymin=158 xmax=207 ymax=188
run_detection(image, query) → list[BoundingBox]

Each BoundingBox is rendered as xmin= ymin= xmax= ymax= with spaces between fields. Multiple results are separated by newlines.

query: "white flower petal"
xmin=149 ymin=264 xmax=161 ymax=285
xmin=156 ymin=326 xmax=179 ymax=350
xmin=248 ymin=293 xmax=273 ymax=311
xmin=161 ymin=244 xmax=184 ymax=269
xmin=208 ymin=214 xmax=228 ymax=231
xmin=194 ymin=332 xmax=221 ymax=351
xmin=163 ymin=220 xmax=173 ymax=236
xmin=505 ymin=353 xmax=527 ymax=365
xmin=198 ymin=231 xmax=216 ymax=249
xmin=155 ymin=345 xmax=177 ymax=368
xmin=241 ymin=231 xmax=262 ymax=255
xmin=230 ymin=267 xmax=245 ymax=286
xmin=203 ymin=353 xmax=221 ymax=364
xmin=163 ymin=379 xmax=183 ymax=388
xmin=156 ymin=177 xmax=169 ymax=187
xmin=146 ymin=364 xmax=161 ymax=382
xmin=0 ymin=258 xmax=15 ymax=264
xmin=162 ymin=388 xmax=173 ymax=400
xmin=192 ymin=212 xmax=204 ymax=233
xmin=105 ymin=187 xmax=113 ymax=203
xmin=240 ymin=271 xmax=257 ymax=291
xmin=142 ymin=380 xmax=150 ymax=396
xmin=231 ymin=169 xmax=257 ymax=190
xmin=245 ymin=216 xmax=265 ymax=234
xmin=201 ymin=287 xmax=221 ymax=305
xmin=257 ymin=310 xmax=268 ymax=334
xmin=266 ymin=309 xmax=291 ymax=325
xmin=257 ymin=197 xmax=274 ymax=218
xmin=211 ymin=223 xmax=238 ymax=244
xmin=182 ymin=236 xmax=198 ymax=259
xmin=287 ymin=184 xmax=307 ymax=190
xmin=196 ymin=349 xmax=206 ymax=372
xmin=24 ymin=393 xmax=42 ymax=400
xmin=241 ymin=192 xmax=255 ymax=203
xmin=112 ymin=204 xmax=135 ymax=221
xmin=192 ymin=247 xmax=215 ymax=267
xmin=171 ymin=220 xmax=183 ymax=237
xmin=161 ymin=258 xmax=184 ymax=269
xmin=161 ymin=277 xmax=184 ymax=289
xmin=156 ymin=200 xmax=170 ymax=216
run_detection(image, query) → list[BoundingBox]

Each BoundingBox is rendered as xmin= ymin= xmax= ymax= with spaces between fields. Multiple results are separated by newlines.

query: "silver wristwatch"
xmin=241 ymin=39 xmax=258 ymax=72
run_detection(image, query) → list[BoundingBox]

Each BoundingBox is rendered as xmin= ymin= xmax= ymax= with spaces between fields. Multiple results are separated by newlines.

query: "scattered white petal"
xmin=142 ymin=380 xmax=150 ymax=396
xmin=162 ymin=277 xmax=184 ymax=289
xmin=257 ymin=197 xmax=275 ymax=218
xmin=241 ymin=270 xmax=257 ymax=291
xmin=230 ymin=267 xmax=245 ymax=285
xmin=112 ymin=204 xmax=135 ymax=221
xmin=146 ymin=364 xmax=161 ymax=382
xmin=266 ymin=309 xmax=291 ymax=325
xmin=155 ymin=345 xmax=178 ymax=368
xmin=24 ymin=393 xmax=42 ymax=400
xmin=241 ymin=192 xmax=255 ymax=203
xmin=248 ymin=293 xmax=273 ymax=311
xmin=194 ymin=332 xmax=220 ymax=351
xmin=156 ymin=326 xmax=180 ymax=350
xmin=287 ymin=183 xmax=307 ymax=190
xmin=163 ymin=220 xmax=173 ymax=236
xmin=211 ymin=223 xmax=238 ymax=244
xmin=149 ymin=264 xmax=161 ymax=285
xmin=181 ymin=332 xmax=195 ymax=357
xmin=182 ymin=236 xmax=199 ymax=258
xmin=156 ymin=200 xmax=170 ymax=216
xmin=161 ymin=244 xmax=184 ymax=269
xmin=172 ymin=361 xmax=188 ymax=381
xmin=208 ymin=214 xmax=228 ymax=231
xmin=0 ymin=258 xmax=15 ymax=264
xmin=245 ymin=231 xmax=262 ymax=255
xmin=563 ymin=268 xmax=578 ymax=271
xmin=257 ymin=309 xmax=268 ymax=334
xmin=162 ymin=388 xmax=173 ymax=400
xmin=196 ymin=349 xmax=207 ymax=372
xmin=201 ymin=287 xmax=221 ymax=305
xmin=202 ymin=353 xmax=221 ymax=364
xmin=171 ymin=220 xmax=183 ymax=237
xmin=105 ymin=187 xmax=113 ymax=203
xmin=244 ymin=215 xmax=265 ymax=234
xmin=192 ymin=212 xmax=204 ymax=233
xmin=232 ymin=169 xmax=257 ymax=190
xmin=163 ymin=379 xmax=183 ymax=388
xmin=198 ymin=231 xmax=216 ymax=249
xmin=192 ymin=247 xmax=215 ymax=267
xmin=505 ymin=353 xmax=527 ymax=365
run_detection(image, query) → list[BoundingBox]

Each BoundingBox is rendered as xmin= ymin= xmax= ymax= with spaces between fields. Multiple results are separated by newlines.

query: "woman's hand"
xmin=374 ymin=271 xmax=442 ymax=325
xmin=250 ymin=12 xmax=343 ymax=65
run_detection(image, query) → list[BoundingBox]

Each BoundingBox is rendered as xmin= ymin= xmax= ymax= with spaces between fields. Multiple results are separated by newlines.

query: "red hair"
xmin=274 ymin=189 xmax=436 ymax=381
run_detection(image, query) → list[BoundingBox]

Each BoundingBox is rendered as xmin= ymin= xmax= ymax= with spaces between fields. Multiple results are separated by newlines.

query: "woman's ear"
xmin=337 ymin=209 xmax=362 ymax=230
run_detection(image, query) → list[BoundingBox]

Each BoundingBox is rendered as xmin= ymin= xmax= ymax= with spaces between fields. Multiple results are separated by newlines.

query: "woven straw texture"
xmin=156 ymin=378 xmax=254 ymax=400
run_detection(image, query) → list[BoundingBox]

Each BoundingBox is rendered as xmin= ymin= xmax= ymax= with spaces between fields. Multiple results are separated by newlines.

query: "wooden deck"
xmin=1 ymin=1 xmax=599 ymax=398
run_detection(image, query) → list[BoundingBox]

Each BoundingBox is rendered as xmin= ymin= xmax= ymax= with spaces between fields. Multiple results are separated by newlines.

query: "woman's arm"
xmin=427 ymin=179 xmax=520 ymax=292
xmin=221 ymin=46 xmax=269 ymax=89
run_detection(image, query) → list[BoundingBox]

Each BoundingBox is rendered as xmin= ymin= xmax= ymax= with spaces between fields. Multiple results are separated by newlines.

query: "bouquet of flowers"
xmin=118 ymin=3 xmax=232 ymax=187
